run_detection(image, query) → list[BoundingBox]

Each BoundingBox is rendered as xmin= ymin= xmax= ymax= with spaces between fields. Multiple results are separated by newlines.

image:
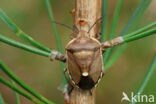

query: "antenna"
xmin=87 ymin=17 xmax=103 ymax=33
xmin=52 ymin=21 xmax=73 ymax=31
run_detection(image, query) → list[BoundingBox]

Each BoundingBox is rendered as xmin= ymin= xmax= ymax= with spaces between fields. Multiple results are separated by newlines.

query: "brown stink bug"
xmin=65 ymin=30 xmax=104 ymax=90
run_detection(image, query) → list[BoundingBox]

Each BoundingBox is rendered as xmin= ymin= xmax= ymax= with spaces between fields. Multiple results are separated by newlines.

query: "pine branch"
xmin=102 ymin=22 xmax=156 ymax=69
xmin=0 ymin=34 xmax=66 ymax=62
xmin=102 ymin=22 xmax=156 ymax=50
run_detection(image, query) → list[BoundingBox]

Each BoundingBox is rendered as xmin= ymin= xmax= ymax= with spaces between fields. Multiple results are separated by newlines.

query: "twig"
xmin=101 ymin=36 xmax=124 ymax=50
xmin=101 ymin=22 xmax=156 ymax=50
xmin=69 ymin=0 xmax=102 ymax=104
xmin=0 ymin=34 xmax=66 ymax=62
xmin=50 ymin=50 xmax=66 ymax=62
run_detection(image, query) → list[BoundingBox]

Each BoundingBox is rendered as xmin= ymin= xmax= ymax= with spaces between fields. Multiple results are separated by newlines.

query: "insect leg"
xmin=89 ymin=89 xmax=94 ymax=95
xmin=101 ymin=69 xmax=105 ymax=78
xmin=64 ymin=68 xmax=74 ymax=87
xmin=96 ymin=32 xmax=101 ymax=40
xmin=64 ymin=68 xmax=69 ymax=82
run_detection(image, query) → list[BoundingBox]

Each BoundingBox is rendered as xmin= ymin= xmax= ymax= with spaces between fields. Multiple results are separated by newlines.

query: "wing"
xmin=67 ymin=51 xmax=81 ymax=85
xmin=89 ymin=49 xmax=103 ymax=84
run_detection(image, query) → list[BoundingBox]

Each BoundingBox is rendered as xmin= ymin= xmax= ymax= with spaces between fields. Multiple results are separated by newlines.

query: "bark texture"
xmin=74 ymin=0 xmax=102 ymax=38
xmin=70 ymin=88 xmax=96 ymax=104
xmin=69 ymin=0 xmax=102 ymax=104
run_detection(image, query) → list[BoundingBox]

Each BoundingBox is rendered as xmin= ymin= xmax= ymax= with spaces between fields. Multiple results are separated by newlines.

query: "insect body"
xmin=65 ymin=30 xmax=104 ymax=90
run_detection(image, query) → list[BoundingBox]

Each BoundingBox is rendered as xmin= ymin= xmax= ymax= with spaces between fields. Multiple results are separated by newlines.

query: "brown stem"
xmin=74 ymin=0 xmax=102 ymax=38
xmin=70 ymin=88 xmax=96 ymax=104
xmin=101 ymin=36 xmax=124 ymax=52
xmin=50 ymin=50 xmax=66 ymax=62
xmin=69 ymin=0 xmax=102 ymax=104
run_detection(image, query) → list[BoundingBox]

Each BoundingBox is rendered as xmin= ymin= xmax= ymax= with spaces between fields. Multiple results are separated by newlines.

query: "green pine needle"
xmin=105 ymin=44 xmax=127 ymax=71
xmin=45 ymin=0 xmax=66 ymax=90
xmin=101 ymin=0 xmax=108 ymax=42
xmin=0 ymin=94 xmax=5 ymax=104
xmin=108 ymin=0 xmax=122 ymax=39
xmin=122 ymin=22 xmax=156 ymax=43
xmin=0 ymin=8 xmax=51 ymax=53
xmin=0 ymin=34 xmax=51 ymax=57
xmin=45 ymin=0 xmax=63 ymax=53
xmin=124 ymin=21 xmax=156 ymax=39
xmin=128 ymin=0 xmax=152 ymax=32
xmin=0 ymin=60 xmax=54 ymax=104
xmin=123 ymin=28 xmax=156 ymax=43
xmin=0 ymin=77 xmax=42 ymax=104
xmin=10 ymin=80 xmax=20 ymax=104
xmin=120 ymin=0 xmax=152 ymax=36
xmin=131 ymin=53 xmax=156 ymax=104
xmin=103 ymin=0 xmax=122 ymax=63
xmin=11 ymin=80 xmax=20 ymax=104
xmin=104 ymin=0 xmax=152 ymax=70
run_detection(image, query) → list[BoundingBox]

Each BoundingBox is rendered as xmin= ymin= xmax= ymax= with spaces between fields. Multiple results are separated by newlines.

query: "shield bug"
xmin=65 ymin=30 xmax=104 ymax=90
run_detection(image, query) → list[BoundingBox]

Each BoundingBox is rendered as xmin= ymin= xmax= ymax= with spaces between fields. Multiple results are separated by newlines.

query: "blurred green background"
xmin=0 ymin=0 xmax=156 ymax=104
